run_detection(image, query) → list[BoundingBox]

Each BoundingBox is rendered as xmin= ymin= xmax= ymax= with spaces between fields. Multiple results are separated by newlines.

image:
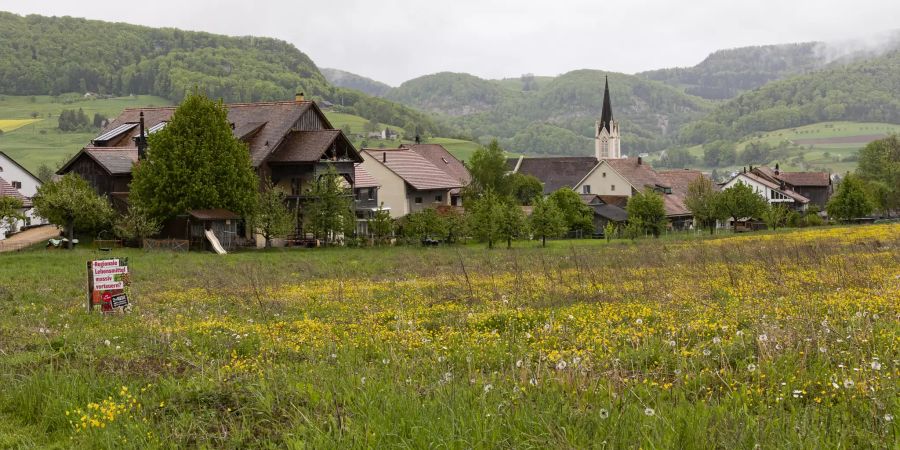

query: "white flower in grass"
xmin=529 ymin=378 xmax=538 ymax=386
xmin=104 ymin=339 xmax=111 ymax=346
xmin=775 ymin=344 xmax=783 ymax=351
xmin=843 ymin=379 xmax=855 ymax=389
xmin=644 ymin=408 xmax=655 ymax=417
xmin=758 ymin=334 xmax=768 ymax=342
xmin=819 ymin=347 xmax=827 ymax=354
xmin=599 ymin=408 xmax=609 ymax=419
xmin=330 ymin=353 xmax=337 ymax=359
xmin=703 ymin=349 xmax=711 ymax=356
xmin=792 ymin=390 xmax=803 ymax=398
xmin=483 ymin=384 xmax=493 ymax=393
xmin=736 ymin=330 xmax=745 ymax=337
xmin=885 ymin=414 xmax=894 ymax=422
xmin=556 ymin=360 xmax=568 ymax=371
xmin=572 ymin=356 xmax=582 ymax=366
xmin=515 ymin=359 xmax=524 ymax=368
xmin=635 ymin=318 xmax=643 ymax=325
xmin=443 ymin=372 xmax=453 ymax=382
xmin=870 ymin=360 xmax=881 ymax=371
xmin=360 ymin=377 xmax=366 ymax=385
xmin=712 ymin=337 xmax=722 ymax=345
xmin=668 ymin=340 xmax=677 ymax=347
xmin=747 ymin=363 xmax=757 ymax=372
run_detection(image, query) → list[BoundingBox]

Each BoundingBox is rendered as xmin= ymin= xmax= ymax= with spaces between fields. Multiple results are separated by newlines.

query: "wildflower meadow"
xmin=0 ymin=225 xmax=898 ymax=448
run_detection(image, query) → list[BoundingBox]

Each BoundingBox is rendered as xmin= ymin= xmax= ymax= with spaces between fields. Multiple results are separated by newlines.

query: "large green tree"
xmin=528 ymin=195 xmax=566 ymax=247
xmin=32 ymin=174 xmax=114 ymax=249
xmin=402 ymin=208 xmax=448 ymax=243
xmin=826 ymin=174 xmax=874 ymax=222
xmin=467 ymin=189 xmax=502 ymax=248
xmin=548 ymin=188 xmax=594 ymax=236
xmin=306 ymin=165 xmax=355 ymax=244
xmin=684 ymin=176 xmax=723 ymax=234
xmin=368 ymin=205 xmax=394 ymax=245
xmin=856 ymin=135 xmax=900 ymax=215
xmin=717 ymin=182 xmax=768 ymax=227
xmin=130 ymin=92 xmax=258 ymax=221
xmin=466 ymin=140 xmax=510 ymax=198
xmin=626 ymin=190 xmax=667 ymax=238
xmin=508 ymin=173 xmax=544 ymax=206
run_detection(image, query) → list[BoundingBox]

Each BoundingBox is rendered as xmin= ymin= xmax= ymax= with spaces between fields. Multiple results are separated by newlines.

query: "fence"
xmin=143 ymin=238 xmax=189 ymax=252
xmin=0 ymin=240 xmax=33 ymax=253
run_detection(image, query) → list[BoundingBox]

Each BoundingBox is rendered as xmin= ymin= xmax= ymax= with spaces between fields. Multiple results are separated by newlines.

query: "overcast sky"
xmin=3 ymin=0 xmax=899 ymax=86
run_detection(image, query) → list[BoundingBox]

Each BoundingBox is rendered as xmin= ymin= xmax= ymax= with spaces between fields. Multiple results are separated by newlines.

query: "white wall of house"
xmin=722 ymin=174 xmax=797 ymax=207
xmin=0 ymin=153 xmax=47 ymax=240
xmin=573 ymin=162 xmax=633 ymax=197
xmin=359 ymin=153 xmax=408 ymax=218
xmin=407 ymin=188 xmax=451 ymax=214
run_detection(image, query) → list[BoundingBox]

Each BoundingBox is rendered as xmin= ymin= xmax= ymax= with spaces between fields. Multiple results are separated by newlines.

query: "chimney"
xmin=382 ymin=152 xmax=387 ymax=163
xmin=775 ymin=163 xmax=780 ymax=175
xmin=295 ymin=92 xmax=305 ymax=103
xmin=135 ymin=111 xmax=148 ymax=160
xmin=637 ymin=156 xmax=642 ymax=165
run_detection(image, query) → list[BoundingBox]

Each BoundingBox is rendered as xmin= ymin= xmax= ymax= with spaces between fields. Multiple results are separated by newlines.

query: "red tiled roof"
xmin=404 ymin=144 xmax=472 ymax=186
xmin=602 ymin=158 xmax=668 ymax=192
xmin=266 ymin=130 xmax=342 ymax=163
xmin=0 ymin=176 xmax=30 ymax=207
xmin=658 ymin=170 xmax=705 ymax=217
xmin=776 ymin=171 xmax=831 ymax=187
xmin=354 ymin=164 xmax=380 ymax=188
xmin=363 ymin=149 xmax=462 ymax=191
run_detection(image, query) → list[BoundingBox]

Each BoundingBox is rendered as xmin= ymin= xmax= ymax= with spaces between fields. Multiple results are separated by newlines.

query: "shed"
xmin=187 ymin=209 xmax=242 ymax=252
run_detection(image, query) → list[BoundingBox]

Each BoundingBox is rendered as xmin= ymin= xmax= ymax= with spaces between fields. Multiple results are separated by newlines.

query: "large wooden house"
xmin=57 ymin=96 xmax=363 ymax=244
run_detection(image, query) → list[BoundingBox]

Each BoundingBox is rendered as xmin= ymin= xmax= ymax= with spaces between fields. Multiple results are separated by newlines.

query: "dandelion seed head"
xmin=599 ymin=408 xmax=609 ymax=419
xmin=644 ymin=408 xmax=655 ymax=416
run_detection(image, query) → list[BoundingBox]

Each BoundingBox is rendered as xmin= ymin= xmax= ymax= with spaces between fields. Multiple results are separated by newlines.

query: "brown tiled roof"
xmin=591 ymin=203 xmax=629 ymax=222
xmin=776 ymin=171 xmax=831 ymax=187
xmin=188 ymin=209 xmax=241 ymax=220
xmin=513 ymin=157 xmax=598 ymax=194
xmin=86 ymin=148 xmax=139 ymax=174
xmin=734 ymin=172 xmax=810 ymax=204
xmin=267 ymin=130 xmax=342 ymax=163
xmin=354 ymin=164 xmax=380 ymax=188
xmin=602 ymin=158 xmax=668 ymax=192
xmin=363 ymin=149 xmax=462 ymax=191
xmin=658 ymin=170 xmax=706 ymax=218
xmin=95 ymin=101 xmax=319 ymax=166
xmin=0 ymin=176 xmax=30 ymax=207
xmin=404 ymin=144 xmax=472 ymax=186
xmin=597 ymin=195 xmax=629 ymax=208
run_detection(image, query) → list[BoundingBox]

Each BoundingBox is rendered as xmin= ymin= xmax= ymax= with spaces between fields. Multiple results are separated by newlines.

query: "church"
xmin=507 ymin=77 xmax=705 ymax=231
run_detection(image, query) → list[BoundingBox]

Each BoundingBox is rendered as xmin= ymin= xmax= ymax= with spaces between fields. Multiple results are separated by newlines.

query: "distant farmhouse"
xmin=0 ymin=151 xmax=47 ymax=240
xmin=507 ymin=78 xmax=704 ymax=231
xmin=57 ymin=94 xmax=366 ymax=247
xmin=721 ymin=165 xmax=833 ymax=211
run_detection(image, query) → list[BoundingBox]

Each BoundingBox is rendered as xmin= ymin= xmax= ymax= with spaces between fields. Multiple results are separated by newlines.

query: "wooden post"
xmin=86 ymin=260 xmax=93 ymax=313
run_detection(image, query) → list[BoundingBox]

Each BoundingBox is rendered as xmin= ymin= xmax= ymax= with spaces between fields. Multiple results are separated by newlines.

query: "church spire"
xmin=599 ymin=76 xmax=613 ymax=133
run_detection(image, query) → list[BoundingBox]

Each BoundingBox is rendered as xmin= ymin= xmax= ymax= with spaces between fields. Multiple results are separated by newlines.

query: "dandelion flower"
xmin=668 ymin=340 xmax=676 ymax=347
xmin=870 ymin=360 xmax=881 ymax=371
xmin=747 ymin=363 xmax=757 ymax=372
xmin=599 ymin=408 xmax=609 ymax=419
xmin=843 ymin=379 xmax=854 ymax=388
xmin=104 ymin=340 xmax=111 ymax=346
xmin=635 ymin=318 xmax=643 ymax=325
xmin=644 ymin=408 xmax=655 ymax=417
xmin=758 ymin=334 xmax=768 ymax=342
xmin=885 ymin=414 xmax=894 ymax=422
xmin=703 ymin=349 xmax=711 ymax=356
xmin=712 ymin=337 xmax=722 ymax=345
xmin=516 ymin=359 xmax=524 ymax=368
xmin=556 ymin=360 xmax=568 ymax=371
xmin=483 ymin=384 xmax=493 ymax=393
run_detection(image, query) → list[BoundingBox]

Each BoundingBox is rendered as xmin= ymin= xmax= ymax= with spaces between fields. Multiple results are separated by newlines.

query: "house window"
xmin=11 ymin=181 xmax=21 ymax=189
xmin=368 ymin=189 xmax=375 ymax=200
xmin=611 ymin=184 xmax=615 ymax=192
xmin=602 ymin=172 xmax=606 ymax=178
xmin=414 ymin=197 xmax=423 ymax=204
xmin=435 ymin=194 xmax=443 ymax=202
xmin=582 ymin=185 xmax=591 ymax=194
xmin=355 ymin=189 xmax=362 ymax=201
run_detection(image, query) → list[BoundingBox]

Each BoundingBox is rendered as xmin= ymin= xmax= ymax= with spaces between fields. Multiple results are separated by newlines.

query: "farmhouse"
xmin=721 ymin=168 xmax=811 ymax=211
xmin=57 ymin=95 xmax=364 ymax=244
xmin=0 ymin=151 xmax=46 ymax=239
xmin=751 ymin=165 xmax=832 ymax=208
xmin=358 ymin=146 xmax=465 ymax=219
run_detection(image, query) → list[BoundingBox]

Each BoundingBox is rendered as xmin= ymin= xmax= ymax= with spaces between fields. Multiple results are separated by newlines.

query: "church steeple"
xmin=599 ymin=76 xmax=613 ymax=133
xmin=595 ymin=76 xmax=622 ymax=159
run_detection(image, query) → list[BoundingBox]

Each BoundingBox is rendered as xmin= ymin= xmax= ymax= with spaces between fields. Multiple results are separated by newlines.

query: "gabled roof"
xmin=754 ymin=166 xmax=831 ymax=187
xmin=0 ymin=151 xmax=43 ymax=186
xmin=657 ymin=170 xmax=706 ymax=218
xmin=730 ymin=172 xmax=810 ymax=204
xmin=600 ymin=158 xmax=668 ymax=192
xmin=354 ymin=165 xmax=380 ymax=189
xmin=0 ymin=176 xmax=30 ymax=207
xmin=266 ymin=130 xmax=361 ymax=164
xmin=362 ymin=149 xmax=462 ymax=191
xmin=591 ymin=203 xmax=628 ymax=222
xmin=512 ymin=156 xmax=598 ymax=194
xmin=57 ymin=147 xmax=138 ymax=175
xmin=403 ymin=144 xmax=472 ymax=186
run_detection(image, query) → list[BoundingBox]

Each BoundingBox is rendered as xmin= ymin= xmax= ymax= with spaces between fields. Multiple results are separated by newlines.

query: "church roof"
xmin=599 ymin=76 xmax=614 ymax=133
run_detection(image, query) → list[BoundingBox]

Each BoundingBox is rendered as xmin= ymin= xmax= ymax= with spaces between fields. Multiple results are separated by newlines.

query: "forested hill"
xmin=384 ymin=70 xmax=712 ymax=155
xmin=321 ymin=68 xmax=392 ymax=97
xmin=679 ymin=49 xmax=900 ymax=144
xmin=0 ymin=12 xmax=447 ymax=136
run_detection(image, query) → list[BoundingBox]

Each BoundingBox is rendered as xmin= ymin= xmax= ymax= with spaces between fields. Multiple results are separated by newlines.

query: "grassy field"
xmin=0 ymin=224 xmax=897 ymax=448
xmin=0 ymin=95 xmax=172 ymax=172
xmin=664 ymin=121 xmax=900 ymax=175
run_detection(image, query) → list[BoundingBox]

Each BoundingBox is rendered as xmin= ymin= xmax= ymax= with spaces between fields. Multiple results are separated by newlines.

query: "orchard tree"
xmin=306 ymin=165 xmax=355 ymax=244
xmin=114 ymin=206 xmax=161 ymax=247
xmin=626 ymin=190 xmax=667 ymax=238
xmin=826 ymin=174 xmax=874 ymax=222
xmin=0 ymin=196 xmax=24 ymax=234
xmin=467 ymin=188 xmax=502 ymax=248
xmin=130 ymin=92 xmax=258 ymax=221
xmin=528 ymin=195 xmax=566 ymax=247
xmin=402 ymin=208 xmax=447 ymax=243
xmin=760 ymin=203 xmax=789 ymax=230
xmin=717 ymin=182 xmax=768 ymax=228
xmin=684 ymin=176 xmax=723 ymax=234
xmin=368 ymin=205 xmax=394 ymax=245
xmin=33 ymin=174 xmax=114 ymax=249
xmin=250 ymin=179 xmax=294 ymax=248
xmin=549 ymin=188 xmax=593 ymax=236
xmin=497 ymin=201 xmax=526 ymax=248
xmin=508 ymin=173 xmax=544 ymax=206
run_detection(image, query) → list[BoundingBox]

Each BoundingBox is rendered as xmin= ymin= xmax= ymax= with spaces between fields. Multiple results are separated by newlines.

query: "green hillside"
xmin=653 ymin=121 xmax=900 ymax=176
xmin=680 ymin=50 xmax=900 ymax=145
xmin=0 ymin=94 xmax=171 ymax=171
xmin=321 ymin=68 xmax=392 ymax=97
xmin=387 ymin=70 xmax=712 ymax=156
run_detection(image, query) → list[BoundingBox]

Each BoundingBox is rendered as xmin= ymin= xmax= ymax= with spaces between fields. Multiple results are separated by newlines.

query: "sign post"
xmin=86 ymin=257 xmax=131 ymax=313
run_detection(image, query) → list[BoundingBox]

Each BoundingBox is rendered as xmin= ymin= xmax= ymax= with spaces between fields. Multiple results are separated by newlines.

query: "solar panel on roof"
xmin=147 ymin=122 xmax=167 ymax=134
xmin=93 ymin=123 xmax=138 ymax=143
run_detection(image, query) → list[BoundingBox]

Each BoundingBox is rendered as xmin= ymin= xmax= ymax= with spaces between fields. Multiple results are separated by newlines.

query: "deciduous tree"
xmin=684 ymin=176 xmax=723 ymax=234
xmin=548 ymin=188 xmax=593 ymax=236
xmin=716 ymin=182 xmax=768 ymax=228
xmin=626 ymin=190 xmax=667 ymax=238
xmin=528 ymin=195 xmax=566 ymax=247
xmin=32 ymin=174 xmax=114 ymax=249
xmin=826 ymin=174 xmax=874 ymax=222
xmin=306 ymin=165 xmax=355 ymax=244
xmin=250 ymin=179 xmax=294 ymax=248
xmin=497 ymin=201 xmax=526 ymax=248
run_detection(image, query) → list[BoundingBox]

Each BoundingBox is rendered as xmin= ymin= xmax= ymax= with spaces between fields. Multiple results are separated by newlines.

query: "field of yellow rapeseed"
xmin=0 ymin=224 xmax=897 ymax=448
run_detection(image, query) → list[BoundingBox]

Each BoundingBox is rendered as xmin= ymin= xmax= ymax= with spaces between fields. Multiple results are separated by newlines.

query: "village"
xmin=0 ymin=80 xmax=853 ymax=253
